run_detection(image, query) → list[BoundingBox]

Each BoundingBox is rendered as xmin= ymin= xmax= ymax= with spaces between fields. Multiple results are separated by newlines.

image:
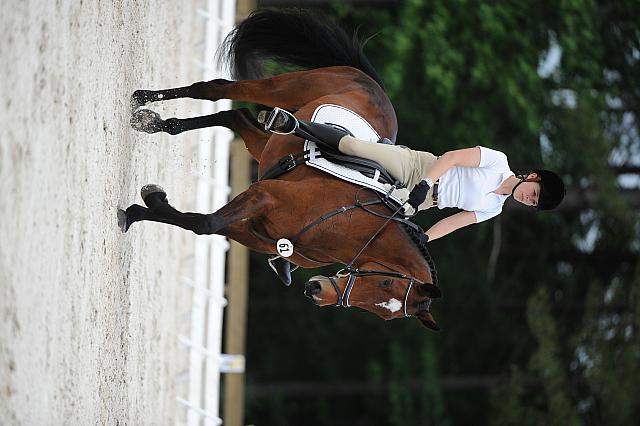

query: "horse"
xmin=120 ymin=9 xmax=441 ymax=331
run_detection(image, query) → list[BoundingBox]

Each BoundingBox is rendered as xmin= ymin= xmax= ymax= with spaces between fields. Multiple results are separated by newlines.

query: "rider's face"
xmin=513 ymin=174 xmax=541 ymax=207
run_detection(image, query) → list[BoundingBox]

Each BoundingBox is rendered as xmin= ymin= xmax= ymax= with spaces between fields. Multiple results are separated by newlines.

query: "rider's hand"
xmin=408 ymin=179 xmax=431 ymax=209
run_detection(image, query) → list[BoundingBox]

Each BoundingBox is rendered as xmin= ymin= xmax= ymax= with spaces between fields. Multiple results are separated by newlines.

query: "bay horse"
xmin=120 ymin=9 xmax=441 ymax=330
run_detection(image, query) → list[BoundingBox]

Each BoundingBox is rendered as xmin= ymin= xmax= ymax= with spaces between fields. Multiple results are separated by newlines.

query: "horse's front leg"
xmin=118 ymin=182 xmax=325 ymax=270
xmin=118 ymin=181 xmax=275 ymax=235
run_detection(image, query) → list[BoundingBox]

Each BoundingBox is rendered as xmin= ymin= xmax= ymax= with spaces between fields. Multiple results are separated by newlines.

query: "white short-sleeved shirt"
xmin=436 ymin=146 xmax=514 ymax=223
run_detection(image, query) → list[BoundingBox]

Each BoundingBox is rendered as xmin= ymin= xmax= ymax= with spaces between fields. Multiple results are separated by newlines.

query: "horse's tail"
xmin=221 ymin=8 xmax=385 ymax=90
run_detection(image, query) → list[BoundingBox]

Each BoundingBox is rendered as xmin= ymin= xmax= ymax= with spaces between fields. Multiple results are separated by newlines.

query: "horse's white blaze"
xmin=376 ymin=298 xmax=402 ymax=313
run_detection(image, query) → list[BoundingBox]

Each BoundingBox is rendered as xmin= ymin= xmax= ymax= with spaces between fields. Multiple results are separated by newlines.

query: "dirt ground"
xmin=0 ymin=1 xmax=207 ymax=424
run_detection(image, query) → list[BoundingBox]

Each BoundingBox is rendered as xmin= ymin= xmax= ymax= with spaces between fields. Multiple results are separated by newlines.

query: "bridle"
xmin=322 ymin=190 xmax=434 ymax=317
xmin=248 ymin=187 xmax=438 ymax=316
xmin=328 ymin=266 xmax=424 ymax=317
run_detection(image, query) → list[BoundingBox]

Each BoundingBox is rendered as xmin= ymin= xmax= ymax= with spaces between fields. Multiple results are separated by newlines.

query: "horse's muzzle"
xmin=304 ymin=275 xmax=341 ymax=307
xmin=304 ymin=279 xmax=322 ymax=297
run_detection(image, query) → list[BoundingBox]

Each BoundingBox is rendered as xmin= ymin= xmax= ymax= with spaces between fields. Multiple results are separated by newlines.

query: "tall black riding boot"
xmin=258 ymin=108 xmax=349 ymax=152
xmin=297 ymin=120 xmax=350 ymax=153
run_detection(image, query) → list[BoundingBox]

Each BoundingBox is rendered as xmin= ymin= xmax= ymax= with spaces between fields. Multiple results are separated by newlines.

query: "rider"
xmin=262 ymin=109 xmax=566 ymax=284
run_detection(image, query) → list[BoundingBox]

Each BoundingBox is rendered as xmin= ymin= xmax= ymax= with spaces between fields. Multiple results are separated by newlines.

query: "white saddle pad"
xmin=303 ymin=104 xmax=410 ymax=209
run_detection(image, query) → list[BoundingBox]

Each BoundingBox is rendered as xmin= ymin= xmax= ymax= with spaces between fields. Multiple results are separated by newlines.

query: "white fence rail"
xmin=177 ymin=0 xmax=236 ymax=425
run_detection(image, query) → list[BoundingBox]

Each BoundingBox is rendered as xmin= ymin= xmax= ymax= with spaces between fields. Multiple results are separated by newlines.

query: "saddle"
xmin=259 ymin=106 xmax=404 ymax=191
xmin=318 ymin=143 xmax=398 ymax=186
xmin=257 ymin=106 xmax=412 ymax=286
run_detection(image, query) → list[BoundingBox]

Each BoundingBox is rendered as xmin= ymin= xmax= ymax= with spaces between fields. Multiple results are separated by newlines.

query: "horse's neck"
xmin=363 ymin=226 xmax=431 ymax=280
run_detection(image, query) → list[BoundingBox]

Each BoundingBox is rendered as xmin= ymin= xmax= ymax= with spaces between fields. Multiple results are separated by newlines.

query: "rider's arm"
xmin=425 ymin=211 xmax=477 ymax=241
xmin=423 ymin=147 xmax=481 ymax=183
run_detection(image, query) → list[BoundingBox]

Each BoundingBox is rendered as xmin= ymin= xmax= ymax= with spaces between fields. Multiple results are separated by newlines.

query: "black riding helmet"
xmin=533 ymin=169 xmax=566 ymax=210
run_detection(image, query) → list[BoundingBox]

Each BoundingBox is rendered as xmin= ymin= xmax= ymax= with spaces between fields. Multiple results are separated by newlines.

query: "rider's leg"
xmin=267 ymin=115 xmax=437 ymax=189
xmin=338 ymin=136 xmax=437 ymax=189
xmin=264 ymin=111 xmax=348 ymax=151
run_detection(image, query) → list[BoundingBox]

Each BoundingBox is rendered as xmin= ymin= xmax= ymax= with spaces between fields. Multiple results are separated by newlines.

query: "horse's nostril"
xmin=305 ymin=280 xmax=322 ymax=296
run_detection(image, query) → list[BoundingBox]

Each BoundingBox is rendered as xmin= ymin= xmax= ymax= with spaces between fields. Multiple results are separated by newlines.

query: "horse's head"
xmin=303 ymin=262 xmax=442 ymax=331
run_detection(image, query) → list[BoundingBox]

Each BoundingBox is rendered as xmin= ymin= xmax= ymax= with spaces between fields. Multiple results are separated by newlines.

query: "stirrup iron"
xmin=258 ymin=107 xmax=299 ymax=135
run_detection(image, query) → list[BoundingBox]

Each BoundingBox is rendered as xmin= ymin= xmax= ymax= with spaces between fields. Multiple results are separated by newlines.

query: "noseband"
xmin=329 ymin=267 xmax=420 ymax=317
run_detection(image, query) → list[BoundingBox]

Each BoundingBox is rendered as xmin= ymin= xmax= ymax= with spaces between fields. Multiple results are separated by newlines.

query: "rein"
xmin=344 ymin=195 xmax=408 ymax=268
xmin=249 ymin=191 xmax=434 ymax=316
xmin=248 ymin=188 xmax=407 ymax=267
xmin=248 ymin=197 xmax=384 ymax=264
xmin=324 ymin=189 xmax=435 ymax=316
xmin=255 ymin=154 xmax=439 ymax=315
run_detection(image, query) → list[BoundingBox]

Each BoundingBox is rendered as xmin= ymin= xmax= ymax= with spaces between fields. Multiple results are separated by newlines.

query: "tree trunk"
xmin=248 ymin=375 xmax=540 ymax=399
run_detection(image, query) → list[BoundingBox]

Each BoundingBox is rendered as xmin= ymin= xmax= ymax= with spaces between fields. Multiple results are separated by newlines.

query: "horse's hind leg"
xmin=132 ymin=67 xmax=366 ymax=111
xmin=131 ymin=79 xmax=233 ymax=110
xmin=212 ymin=67 xmax=374 ymax=109
xmin=131 ymin=107 xmax=269 ymax=160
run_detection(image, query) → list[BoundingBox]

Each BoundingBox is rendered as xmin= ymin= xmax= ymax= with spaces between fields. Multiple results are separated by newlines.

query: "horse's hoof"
xmin=141 ymin=184 xmax=167 ymax=208
xmin=131 ymin=109 xmax=162 ymax=133
xmin=141 ymin=183 xmax=166 ymax=199
xmin=117 ymin=209 xmax=130 ymax=233
xmin=131 ymin=90 xmax=153 ymax=110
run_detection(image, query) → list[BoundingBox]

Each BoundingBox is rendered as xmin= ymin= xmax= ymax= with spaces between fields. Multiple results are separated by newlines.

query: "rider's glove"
xmin=408 ymin=179 xmax=432 ymax=209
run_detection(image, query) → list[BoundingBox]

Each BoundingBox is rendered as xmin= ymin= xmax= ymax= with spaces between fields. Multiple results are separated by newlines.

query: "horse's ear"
xmin=416 ymin=311 xmax=441 ymax=332
xmin=417 ymin=283 xmax=442 ymax=299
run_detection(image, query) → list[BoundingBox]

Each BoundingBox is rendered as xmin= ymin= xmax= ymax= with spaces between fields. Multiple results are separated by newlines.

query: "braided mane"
xmin=361 ymin=189 xmax=439 ymax=287
xmin=397 ymin=221 xmax=439 ymax=287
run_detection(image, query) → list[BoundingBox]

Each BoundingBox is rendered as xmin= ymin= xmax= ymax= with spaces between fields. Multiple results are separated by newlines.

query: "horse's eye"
xmin=417 ymin=300 xmax=432 ymax=311
xmin=380 ymin=279 xmax=392 ymax=288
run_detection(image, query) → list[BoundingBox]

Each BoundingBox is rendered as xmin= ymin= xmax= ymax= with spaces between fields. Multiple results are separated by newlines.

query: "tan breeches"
xmin=339 ymin=136 xmax=437 ymax=188
xmin=338 ymin=136 xmax=438 ymax=211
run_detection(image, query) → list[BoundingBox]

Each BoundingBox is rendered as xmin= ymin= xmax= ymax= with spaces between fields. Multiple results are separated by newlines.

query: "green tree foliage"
xmin=491 ymin=288 xmax=580 ymax=426
xmin=572 ymin=272 xmax=640 ymax=425
xmin=491 ymin=267 xmax=640 ymax=425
